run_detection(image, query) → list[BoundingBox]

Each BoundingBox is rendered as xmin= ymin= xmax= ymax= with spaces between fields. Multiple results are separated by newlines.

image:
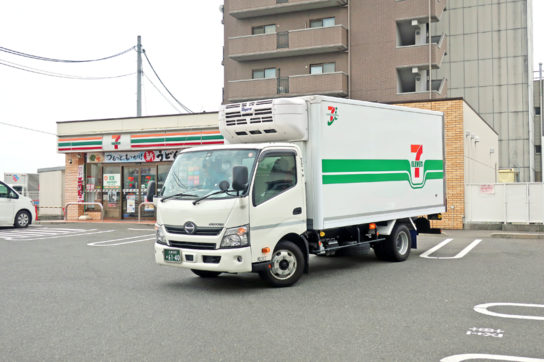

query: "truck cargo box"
xmin=221 ymin=96 xmax=445 ymax=230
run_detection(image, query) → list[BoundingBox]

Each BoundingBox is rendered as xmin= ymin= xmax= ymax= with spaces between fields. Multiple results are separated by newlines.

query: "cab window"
xmin=253 ymin=153 xmax=297 ymax=206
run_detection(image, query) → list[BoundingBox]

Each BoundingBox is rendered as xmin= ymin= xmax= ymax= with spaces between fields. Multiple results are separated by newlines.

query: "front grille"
xmin=165 ymin=225 xmax=223 ymax=236
xmin=168 ymin=241 xmax=216 ymax=250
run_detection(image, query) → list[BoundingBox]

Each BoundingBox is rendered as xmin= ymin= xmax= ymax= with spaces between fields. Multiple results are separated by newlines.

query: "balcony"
xmin=396 ymin=33 xmax=447 ymax=69
xmin=394 ymin=0 xmax=447 ymax=23
xmin=227 ymin=72 xmax=348 ymax=102
xmin=229 ymin=25 xmax=348 ymax=62
xmin=229 ymin=0 xmax=348 ymax=19
xmin=396 ymin=73 xmax=447 ymax=101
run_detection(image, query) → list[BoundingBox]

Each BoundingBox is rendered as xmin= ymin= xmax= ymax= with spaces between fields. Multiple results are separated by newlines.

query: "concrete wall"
xmin=433 ymin=0 xmax=534 ymax=181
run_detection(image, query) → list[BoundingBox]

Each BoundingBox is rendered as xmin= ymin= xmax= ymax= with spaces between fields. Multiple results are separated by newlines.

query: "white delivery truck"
xmin=148 ymin=96 xmax=445 ymax=286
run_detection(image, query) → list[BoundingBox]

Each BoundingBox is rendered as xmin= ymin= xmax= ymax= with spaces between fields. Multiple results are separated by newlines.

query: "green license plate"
xmin=164 ymin=249 xmax=181 ymax=263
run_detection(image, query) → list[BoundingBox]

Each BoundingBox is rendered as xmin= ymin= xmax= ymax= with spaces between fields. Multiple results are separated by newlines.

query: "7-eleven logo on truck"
xmin=411 ymin=144 xmax=423 ymax=181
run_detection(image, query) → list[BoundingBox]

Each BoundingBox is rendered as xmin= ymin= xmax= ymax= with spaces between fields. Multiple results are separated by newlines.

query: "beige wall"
xmin=463 ymin=103 xmax=499 ymax=184
xmin=38 ymin=170 xmax=64 ymax=217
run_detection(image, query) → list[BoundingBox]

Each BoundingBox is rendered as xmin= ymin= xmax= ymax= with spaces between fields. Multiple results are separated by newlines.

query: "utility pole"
xmin=136 ymin=35 xmax=142 ymax=117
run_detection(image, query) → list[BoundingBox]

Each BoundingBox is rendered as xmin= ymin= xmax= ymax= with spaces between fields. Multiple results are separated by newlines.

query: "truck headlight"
xmin=220 ymin=225 xmax=249 ymax=248
xmin=155 ymin=224 xmax=168 ymax=245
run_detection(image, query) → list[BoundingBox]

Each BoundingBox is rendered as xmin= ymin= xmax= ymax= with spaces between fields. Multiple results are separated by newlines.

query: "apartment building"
xmin=223 ymin=0 xmax=448 ymax=104
xmin=222 ymin=0 xmax=534 ymax=181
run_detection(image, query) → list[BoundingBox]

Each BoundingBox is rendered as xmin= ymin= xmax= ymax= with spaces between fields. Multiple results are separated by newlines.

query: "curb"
xmin=490 ymin=233 xmax=544 ymax=240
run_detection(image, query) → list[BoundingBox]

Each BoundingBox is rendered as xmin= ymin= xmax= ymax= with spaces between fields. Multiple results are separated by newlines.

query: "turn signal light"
xmin=262 ymin=247 xmax=270 ymax=254
xmin=369 ymin=223 xmax=377 ymax=230
xmin=319 ymin=231 xmax=325 ymax=237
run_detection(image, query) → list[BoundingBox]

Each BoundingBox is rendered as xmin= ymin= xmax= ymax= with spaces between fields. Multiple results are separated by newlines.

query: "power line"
xmin=0 ymin=45 xmax=135 ymax=63
xmin=143 ymin=73 xmax=183 ymax=113
xmin=0 ymin=58 xmax=135 ymax=80
xmin=0 ymin=121 xmax=56 ymax=136
xmin=142 ymin=50 xmax=193 ymax=113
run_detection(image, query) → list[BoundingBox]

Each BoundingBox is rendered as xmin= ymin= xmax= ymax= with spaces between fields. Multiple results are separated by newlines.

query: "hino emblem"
xmin=184 ymin=221 xmax=197 ymax=234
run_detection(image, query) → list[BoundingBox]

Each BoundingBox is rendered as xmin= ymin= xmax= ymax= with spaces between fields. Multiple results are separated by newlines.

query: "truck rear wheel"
xmin=260 ymin=240 xmax=304 ymax=287
xmin=373 ymin=224 xmax=411 ymax=261
xmin=191 ymin=269 xmax=222 ymax=278
xmin=14 ymin=210 xmax=31 ymax=228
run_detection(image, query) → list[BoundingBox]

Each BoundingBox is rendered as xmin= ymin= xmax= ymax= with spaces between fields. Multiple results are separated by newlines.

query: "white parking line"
xmin=0 ymin=228 xmax=114 ymax=241
xmin=87 ymin=234 xmax=155 ymax=247
xmin=420 ymin=239 xmax=482 ymax=259
xmin=474 ymin=303 xmax=544 ymax=321
xmin=441 ymin=354 xmax=544 ymax=362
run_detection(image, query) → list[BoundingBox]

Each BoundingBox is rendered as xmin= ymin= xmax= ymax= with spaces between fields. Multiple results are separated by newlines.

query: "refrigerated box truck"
xmin=148 ymin=96 xmax=445 ymax=286
xmin=3 ymin=172 xmax=39 ymax=203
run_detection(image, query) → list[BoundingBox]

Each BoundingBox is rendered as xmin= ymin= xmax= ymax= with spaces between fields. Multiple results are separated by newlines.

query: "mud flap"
xmin=410 ymin=230 xmax=418 ymax=249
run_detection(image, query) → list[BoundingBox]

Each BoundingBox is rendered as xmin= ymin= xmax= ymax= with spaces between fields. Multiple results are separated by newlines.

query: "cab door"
xmin=249 ymin=150 xmax=306 ymax=261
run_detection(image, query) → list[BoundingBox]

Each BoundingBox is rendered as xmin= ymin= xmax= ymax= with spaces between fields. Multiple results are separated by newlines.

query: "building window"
xmin=535 ymin=107 xmax=541 ymax=115
xmin=253 ymin=68 xmax=276 ymax=79
xmin=536 ymin=145 xmax=542 ymax=154
xmin=252 ymin=24 xmax=276 ymax=35
xmin=310 ymin=17 xmax=335 ymax=28
xmin=310 ymin=63 xmax=335 ymax=74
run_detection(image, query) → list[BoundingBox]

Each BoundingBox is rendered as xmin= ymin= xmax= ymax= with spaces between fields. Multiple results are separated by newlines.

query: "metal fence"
xmin=465 ymin=183 xmax=544 ymax=224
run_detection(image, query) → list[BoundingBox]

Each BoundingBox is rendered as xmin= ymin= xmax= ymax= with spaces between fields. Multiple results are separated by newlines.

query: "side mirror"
xmin=218 ymin=180 xmax=230 ymax=191
xmin=232 ymin=166 xmax=248 ymax=191
xmin=146 ymin=181 xmax=156 ymax=202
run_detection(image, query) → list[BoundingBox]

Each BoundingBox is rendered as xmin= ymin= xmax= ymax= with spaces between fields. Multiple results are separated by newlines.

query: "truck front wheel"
xmin=260 ymin=240 xmax=304 ymax=287
xmin=373 ymin=224 xmax=411 ymax=262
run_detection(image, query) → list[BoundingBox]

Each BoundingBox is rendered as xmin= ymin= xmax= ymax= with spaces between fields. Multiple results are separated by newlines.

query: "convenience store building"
xmin=57 ymin=112 xmax=221 ymax=221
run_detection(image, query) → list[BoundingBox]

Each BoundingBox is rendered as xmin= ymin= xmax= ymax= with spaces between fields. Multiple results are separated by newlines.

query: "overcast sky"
xmin=0 ymin=1 xmax=542 ymax=177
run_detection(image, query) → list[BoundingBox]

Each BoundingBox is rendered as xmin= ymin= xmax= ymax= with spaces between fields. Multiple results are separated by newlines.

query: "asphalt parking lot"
xmin=0 ymin=223 xmax=543 ymax=361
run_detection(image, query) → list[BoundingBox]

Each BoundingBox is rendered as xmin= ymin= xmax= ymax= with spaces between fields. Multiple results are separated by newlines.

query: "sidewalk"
xmin=35 ymin=219 xmax=155 ymax=225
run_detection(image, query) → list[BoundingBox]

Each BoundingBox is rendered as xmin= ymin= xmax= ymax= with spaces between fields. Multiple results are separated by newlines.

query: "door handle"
xmin=293 ymin=207 xmax=302 ymax=215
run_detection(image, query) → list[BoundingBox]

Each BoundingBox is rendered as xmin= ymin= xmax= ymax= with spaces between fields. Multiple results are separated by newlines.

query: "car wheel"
xmin=14 ymin=210 xmax=31 ymax=228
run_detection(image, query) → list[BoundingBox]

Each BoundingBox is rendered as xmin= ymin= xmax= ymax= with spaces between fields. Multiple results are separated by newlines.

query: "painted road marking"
xmin=441 ymin=354 xmax=544 ymax=362
xmin=465 ymin=327 xmax=503 ymax=338
xmin=474 ymin=303 xmax=544 ymax=321
xmin=420 ymin=238 xmax=482 ymax=259
xmin=128 ymin=228 xmax=154 ymax=231
xmin=0 ymin=228 xmax=114 ymax=241
xmin=87 ymin=234 xmax=155 ymax=247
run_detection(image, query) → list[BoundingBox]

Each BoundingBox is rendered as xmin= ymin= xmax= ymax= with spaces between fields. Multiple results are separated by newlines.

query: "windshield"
xmin=161 ymin=149 xmax=258 ymax=199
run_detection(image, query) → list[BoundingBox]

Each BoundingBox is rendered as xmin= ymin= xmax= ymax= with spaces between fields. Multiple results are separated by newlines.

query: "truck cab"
xmin=153 ymin=143 xmax=307 ymax=285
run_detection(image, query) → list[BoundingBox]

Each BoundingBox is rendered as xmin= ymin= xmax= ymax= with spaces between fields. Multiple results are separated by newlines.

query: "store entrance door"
xmin=122 ymin=166 xmax=156 ymax=219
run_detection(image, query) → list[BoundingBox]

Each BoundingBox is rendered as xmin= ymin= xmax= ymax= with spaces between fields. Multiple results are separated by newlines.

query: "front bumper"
xmin=154 ymin=243 xmax=252 ymax=273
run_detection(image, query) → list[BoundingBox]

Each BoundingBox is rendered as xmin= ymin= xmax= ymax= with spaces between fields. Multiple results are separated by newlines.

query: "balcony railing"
xmin=394 ymin=0 xmax=447 ymax=23
xmin=227 ymin=72 xmax=348 ymax=102
xmin=396 ymin=33 xmax=447 ymax=69
xmin=229 ymin=0 xmax=348 ymax=19
xmin=229 ymin=25 xmax=348 ymax=62
xmin=396 ymin=77 xmax=447 ymax=101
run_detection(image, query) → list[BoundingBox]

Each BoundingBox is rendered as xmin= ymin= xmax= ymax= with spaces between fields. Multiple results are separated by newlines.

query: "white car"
xmin=0 ymin=181 xmax=36 ymax=228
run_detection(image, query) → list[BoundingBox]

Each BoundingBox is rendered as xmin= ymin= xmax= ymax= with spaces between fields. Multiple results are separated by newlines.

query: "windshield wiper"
xmin=161 ymin=192 xmax=198 ymax=203
xmin=192 ymin=190 xmax=231 ymax=205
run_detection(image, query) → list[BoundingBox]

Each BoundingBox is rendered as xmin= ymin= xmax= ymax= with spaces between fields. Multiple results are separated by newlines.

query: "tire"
xmin=14 ymin=210 xmax=31 ymax=228
xmin=260 ymin=240 xmax=305 ymax=287
xmin=191 ymin=269 xmax=222 ymax=278
xmin=373 ymin=224 xmax=411 ymax=262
